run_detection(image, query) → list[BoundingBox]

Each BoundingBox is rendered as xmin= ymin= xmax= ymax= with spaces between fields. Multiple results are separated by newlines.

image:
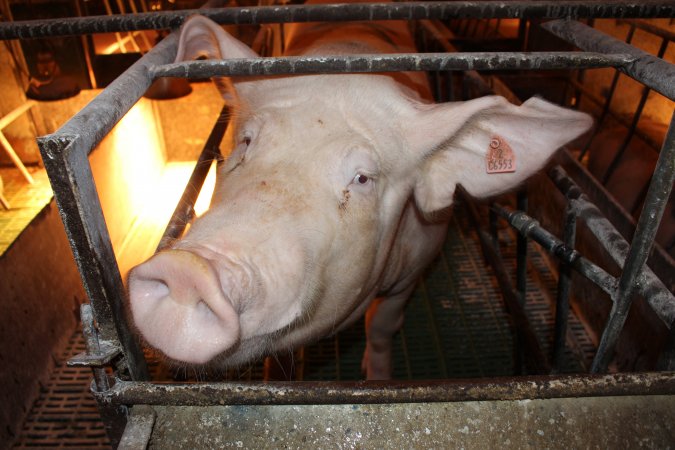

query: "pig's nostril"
xmin=195 ymin=300 xmax=220 ymax=324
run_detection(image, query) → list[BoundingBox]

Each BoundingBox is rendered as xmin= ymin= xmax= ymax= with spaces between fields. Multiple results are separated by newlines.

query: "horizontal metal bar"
xmin=151 ymin=52 xmax=633 ymax=79
xmin=1 ymin=1 xmax=672 ymax=40
xmin=543 ymin=19 xmax=675 ymax=101
xmin=96 ymin=372 xmax=675 ymax=406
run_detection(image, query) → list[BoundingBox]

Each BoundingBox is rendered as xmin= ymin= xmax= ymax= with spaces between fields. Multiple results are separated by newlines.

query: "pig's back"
xmin=284 ymin=1 xmax=432 ymax=100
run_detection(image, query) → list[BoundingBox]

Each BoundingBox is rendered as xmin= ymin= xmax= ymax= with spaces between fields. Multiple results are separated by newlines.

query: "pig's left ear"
xmin=408 ymin=96 xmax=592 ymax=214
xmin=175 ymin=15 xmax=259 ymax=99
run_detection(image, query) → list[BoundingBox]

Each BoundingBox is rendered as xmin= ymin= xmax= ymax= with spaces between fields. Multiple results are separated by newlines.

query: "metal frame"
xmin=1 ymin=1 xmax=674 ymax=446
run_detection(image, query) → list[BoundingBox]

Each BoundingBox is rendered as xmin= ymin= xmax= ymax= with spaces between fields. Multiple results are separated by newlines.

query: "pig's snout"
xmin=128 ymin=249 xmax=240 ymax=364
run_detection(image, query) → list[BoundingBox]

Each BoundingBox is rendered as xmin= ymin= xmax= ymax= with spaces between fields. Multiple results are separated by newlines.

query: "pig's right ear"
xmin=175 ymin=15 xmax=258 ymax=99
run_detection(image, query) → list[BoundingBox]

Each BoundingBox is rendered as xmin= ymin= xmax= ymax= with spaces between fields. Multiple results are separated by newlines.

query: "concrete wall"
xmin=0 ymin=201 xmax=87 ymax=447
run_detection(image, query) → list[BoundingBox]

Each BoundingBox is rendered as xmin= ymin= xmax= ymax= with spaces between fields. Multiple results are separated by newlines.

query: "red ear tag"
xmin=486 ymin=135 xmax=516 ymax=174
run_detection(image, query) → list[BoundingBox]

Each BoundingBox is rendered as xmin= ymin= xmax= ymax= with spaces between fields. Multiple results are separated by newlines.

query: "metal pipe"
xmin=548 ymin=165 xmax=675 ymax=329
xmin=156 ymin=105 xmax=230 ymax=252
xmin=591 ymin=113 xmax=675 ymax=373
xmin=552 ymin=201 xmax=577 ymax=372
xmin=578 ymin=23 xmax=636 ymax=161
xmin=461 ymin=188 xmax=551 ymax=375
xmin=618 ymin=18 xmax=675 ymax=42
xmin=35 ymin=34 xmax=180 ymax=382
xmin=543 ymin=19 xmax=675 ymax=101
xmin=150 ymin=52 xmax=633 ymax=79
xmin=1 ymin=1 xmax=673 ymax=40
xmin=601 ymin=36 xmax=669 ymax=184
xmin=98 ymin=372 xmax=675 ymax=406
xmin=55 ymin=34 xmax=178 ymax=157
xmin=515 ymin=191 xmax=528 ymax=304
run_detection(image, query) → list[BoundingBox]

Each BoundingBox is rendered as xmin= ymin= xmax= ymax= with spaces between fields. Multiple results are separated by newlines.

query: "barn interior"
xmin=0 ymin=1 xmax=673 ymax=448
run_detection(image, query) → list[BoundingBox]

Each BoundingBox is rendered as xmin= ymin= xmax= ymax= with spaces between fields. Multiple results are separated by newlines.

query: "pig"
xmin=128 ymin=4 xmax=592 ymax=380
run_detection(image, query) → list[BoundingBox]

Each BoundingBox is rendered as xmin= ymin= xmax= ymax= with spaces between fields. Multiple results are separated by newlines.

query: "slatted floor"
xmin=14 ymin=203 xmax=596 ymax=448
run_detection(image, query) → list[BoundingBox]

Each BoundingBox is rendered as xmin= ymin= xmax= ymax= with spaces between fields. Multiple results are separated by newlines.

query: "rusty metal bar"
xmin=543 ymin=19 xmax=675 ymax=101
xmin=150 ymin=52 xmax=633 ymax=79
xmin=156 ymin=105 xmax=230 ymax=252
xmin=96 ymin=372 xmax=675 ymax=406
xmin=0 ymin=1 xmax=673 ymax=40
xmin=552 ymin=201 xmax=577 ymax=372
xmin=549 ymin=165 xmax=675 ymax=329
xmin=618 ymin=18 xmax=675 ymax=42
xmin=591 ymin=113 xmax=675 ymax=373
xmin=490 ymin=203 xmax=618 ymax=298
xmin=35 ymin=33 xmax=180 ymax=382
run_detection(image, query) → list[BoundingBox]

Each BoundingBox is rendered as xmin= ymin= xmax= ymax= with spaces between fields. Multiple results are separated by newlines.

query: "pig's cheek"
xmin=237 ymin=285 xmax=305 ymax=339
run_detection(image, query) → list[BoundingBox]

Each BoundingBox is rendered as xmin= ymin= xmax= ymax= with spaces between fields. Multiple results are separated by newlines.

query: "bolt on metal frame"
xmin=1 ymin=1 xmax=674 ymax=445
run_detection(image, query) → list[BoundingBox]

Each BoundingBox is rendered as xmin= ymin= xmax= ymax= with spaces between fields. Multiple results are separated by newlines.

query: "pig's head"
xmin=128 ymin=16 xmax=592 ymax=367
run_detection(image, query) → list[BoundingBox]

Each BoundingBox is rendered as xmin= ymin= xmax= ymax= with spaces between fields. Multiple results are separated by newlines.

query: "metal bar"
xmin=552 ymin=201 xmax=577 ymax=372
xmin=35 ymin=34 xmax=180 ymax=381
xmin=618 ymin=18 xmax=675 ymax=42
xmin=38 ymin=133 xmax=149 ymax=381
xmin=591 ymin=113 xmax=675 ymax=373
xmin=55 ymin=34 xmax=178 ymax=157
xmin=461 ymin=188 xmax=551 ymax=375
xmin=491 ymin=203 xmax=618 ymax=298
xmin=556 ymin=150 xmax=674 ymax=291
xmin=578 ymin=23 xmax=636 ymax=161
xmin=150 ymin=52 xmax=633 ymax=79
xmin=96 ymin=372 xmax=675 ymax=406
xmin=601 ymin=36 xmax=669 ymax=184
xmin=156 ymin=105 xmax=230 ymax=252
xmin=548 ymin=165 xmax=675 ymax=329
xmin=549 ymin=165 xmax=675 ymax=325
xmin=515 ymin=191 xmax=528 ymax=304
xmin=1 ymin=1 xmax=673 ymax=40
xmin=543 ymin=19 xmax=675 ymax=101
xmin=80 ymin=304 xmax=111 ymax=392
xmin=567 ymin=77 xmax=662 ymax=151
xmin=118 ymin=406 xmax=156 ymax=450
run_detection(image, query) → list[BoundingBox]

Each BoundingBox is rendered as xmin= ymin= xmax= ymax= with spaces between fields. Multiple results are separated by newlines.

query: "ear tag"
xmin=486 ymin=135 xmax=516 ymax=174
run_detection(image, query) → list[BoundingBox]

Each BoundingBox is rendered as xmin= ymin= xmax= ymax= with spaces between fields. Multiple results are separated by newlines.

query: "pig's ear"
xmin=175 ymin=15 xmax=258 ymax=99
xmin=409 ymin=96 xmax=592 ymax=214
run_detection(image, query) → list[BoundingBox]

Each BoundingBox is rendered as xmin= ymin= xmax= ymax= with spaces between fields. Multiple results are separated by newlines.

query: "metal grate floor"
xmin=14 ymin=204 xmax=597 ymax=447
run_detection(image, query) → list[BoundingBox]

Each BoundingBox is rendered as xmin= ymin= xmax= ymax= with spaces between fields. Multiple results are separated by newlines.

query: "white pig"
xmin=128 ymin=4 xmax=592 ymax=380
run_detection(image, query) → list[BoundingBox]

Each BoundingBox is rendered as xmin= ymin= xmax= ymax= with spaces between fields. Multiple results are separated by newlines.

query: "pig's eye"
xmin=243 ymin=136 xmax=251 ymax=146
xmin=353 ymin=173 xmax=370 ymax=185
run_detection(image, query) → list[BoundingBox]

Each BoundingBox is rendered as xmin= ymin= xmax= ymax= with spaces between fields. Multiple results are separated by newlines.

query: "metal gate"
xmin=1 ymin=1 xmax=674 ymax=447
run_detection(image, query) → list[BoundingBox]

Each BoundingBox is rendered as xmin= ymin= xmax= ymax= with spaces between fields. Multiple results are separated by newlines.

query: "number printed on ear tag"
xmin=486 ymin=135 xmax=516 ymax=174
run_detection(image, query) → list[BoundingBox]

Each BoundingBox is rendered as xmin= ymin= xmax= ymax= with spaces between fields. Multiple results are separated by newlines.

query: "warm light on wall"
xmin=109 ymin=99 xmax=166 ymax=221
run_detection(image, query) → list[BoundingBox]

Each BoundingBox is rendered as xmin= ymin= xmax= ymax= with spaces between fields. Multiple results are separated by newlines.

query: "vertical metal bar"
xmin=446 ymin=70 xmax=455 ymax=101
xmin=578 ymin=24 xmax=636 ymax=161
xmin=552 ymin=200 xmax=577 ymax=372
xmin=461 ymin=189 xmax=550 ymax=375
xmin=601 ymin=37 xmax=669 ymax=184
xmin=81 ymin=304 xmax=111 ymax=392
xmin=591 ymin=113 xmax=675 ymax=373
xmin=36 ymin=34 xmax=178 ymax=381
xmin=515 ymin=191 xmax=528 ymax=304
